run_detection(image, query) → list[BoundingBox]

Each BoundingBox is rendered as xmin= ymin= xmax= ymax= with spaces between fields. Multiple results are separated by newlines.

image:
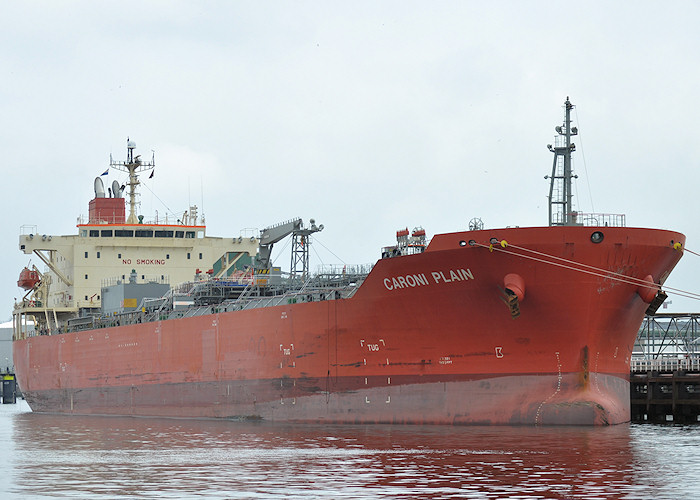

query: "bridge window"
xmin=89 ymin=230 xmax=99 ymax=237
xmin=175 ymin=231 xmax=184 ymax=238
xmin=135 ymin=230 xmax=154 ymax=238
xmin=101 ymin=230 xmax=113 ymax=237
xmin=155 ymin=230 xmax=174 ymax=238
xmin=185 ymin=231 xmax=195 ymax=239
xmin=115 ymin=230 xmax=134 ymax=237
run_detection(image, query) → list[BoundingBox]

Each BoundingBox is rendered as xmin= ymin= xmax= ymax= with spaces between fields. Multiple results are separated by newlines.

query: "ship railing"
xmin=552 ymin=212 xmax=626 ymax=227
xmin=92 ymin=274 xmax=369 ymax=326
xmin=173 ymin=277 xmax=253 ymax=295
xmin=264 ymin=217 xmax=302 ymax=231
xmin=181 ymin=305 xmax=213 ymax=318
xmin=316 ymin=263 xmax=374 ymax=277
xmin=172 ymin=282 xmax=198 ymax=295
xmin=99 ymin=280 xmax=366 ymax=326
xmin=240 ymin=295 xmax=292 ymax=310
xmin=140 ymin=296 xmax=169 ymax=312
xmin=102 ymin=275 xmax=170 ymax=288
xmin=295 ymin=275 xmax=318 ymax=294
xmin=631 ymin=356 xmax=700 ymax=373
xmin=157 ymin=288 xmax=175 ymax=311
xmin=213 ymin=280 xmax=361 ymax=313
xmin=246 ymin=282 xmax=364 ymax=308
xmin=67 ymin=315 xmax=97 ymax=332
xmin=20 ymin=224 xmax=38 ymax=236
xmin=232 ymin=282 xmax=257 ymax=303
xmin=76 ymin=213 xmax=196 ymax=226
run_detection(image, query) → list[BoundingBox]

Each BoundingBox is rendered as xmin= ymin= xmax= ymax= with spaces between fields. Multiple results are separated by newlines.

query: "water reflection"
xmin=3 ymin=402 xmax=700 ymax=499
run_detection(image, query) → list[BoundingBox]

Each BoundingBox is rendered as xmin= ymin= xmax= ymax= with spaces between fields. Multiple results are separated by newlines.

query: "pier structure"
xmin=631 ymin=314 xmax=700 ymax=423
xmin=634 ymin=313 xmax=700 ymax=360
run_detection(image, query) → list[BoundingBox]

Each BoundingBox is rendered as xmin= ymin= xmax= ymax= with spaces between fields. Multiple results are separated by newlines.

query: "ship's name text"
xmin=122 ymin=258 xmax=166 ymax=265
xmin=383 ymin=268 xmax=474 ymax=290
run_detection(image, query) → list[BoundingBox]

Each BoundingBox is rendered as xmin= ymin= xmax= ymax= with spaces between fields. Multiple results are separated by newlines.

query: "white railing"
xmin=76 ymin=214 xmax=204 ymax=226
xmin=631 ymin=357 xmax=700 ymax=373
xmin=552 ymin=212 xmax=627 ymax=227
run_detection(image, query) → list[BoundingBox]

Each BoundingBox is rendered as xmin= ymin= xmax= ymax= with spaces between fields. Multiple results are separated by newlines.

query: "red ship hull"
xmin=13 ymin=225 xmax=684 ymax=425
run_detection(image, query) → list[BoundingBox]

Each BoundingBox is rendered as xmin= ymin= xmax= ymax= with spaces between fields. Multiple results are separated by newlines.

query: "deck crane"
xmin=255 ymin=218 xmax=323 ymax=279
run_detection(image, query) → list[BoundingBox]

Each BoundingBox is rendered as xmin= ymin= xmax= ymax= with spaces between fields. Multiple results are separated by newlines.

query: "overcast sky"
xmin=3 ymin=1 xmax=700 ymax=320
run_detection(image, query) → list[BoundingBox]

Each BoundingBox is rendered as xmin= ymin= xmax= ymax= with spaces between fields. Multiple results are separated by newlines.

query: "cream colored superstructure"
xmin=15 ymin=222 xmax=259 ymax=335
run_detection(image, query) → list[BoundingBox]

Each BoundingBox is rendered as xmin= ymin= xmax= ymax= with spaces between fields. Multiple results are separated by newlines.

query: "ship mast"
xmin=546 ymin=97 xmax=578 ymax=226
xmin=110 ymin=139 xmax=155 ymax=224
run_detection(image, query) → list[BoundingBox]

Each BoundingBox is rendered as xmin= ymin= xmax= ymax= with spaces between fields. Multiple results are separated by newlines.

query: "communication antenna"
xmin=200 ymin=175 xmax=205 ymax=225
xmin=110 ymin=138 xmax=155 ymax=224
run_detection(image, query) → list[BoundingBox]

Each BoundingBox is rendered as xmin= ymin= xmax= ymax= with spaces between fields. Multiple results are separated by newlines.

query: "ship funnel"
xmin=112 ymin=180 xmax=122 ymax=198
xmin=94 ymin=177 xmax=106 ymax=198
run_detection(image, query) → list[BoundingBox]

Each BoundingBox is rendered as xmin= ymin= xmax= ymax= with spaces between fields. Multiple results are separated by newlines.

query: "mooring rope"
xmin=682 ymin=247 xmax=700 ymax=258
xmin=505 ymin=241 xmax=673 ymax=288
xmin=471 ymin=240 xmax=700 ymax=301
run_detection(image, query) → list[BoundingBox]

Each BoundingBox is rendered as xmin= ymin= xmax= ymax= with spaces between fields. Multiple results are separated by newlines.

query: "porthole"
xmin=591 ymin=231 xmax=604 ymax=244
xmin=459 ymin=240 xmax=467 ymax=247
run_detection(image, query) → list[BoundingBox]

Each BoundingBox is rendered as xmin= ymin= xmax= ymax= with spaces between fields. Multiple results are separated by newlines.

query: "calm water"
xmin=2 ymin=400 xmax=699 ymax=499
